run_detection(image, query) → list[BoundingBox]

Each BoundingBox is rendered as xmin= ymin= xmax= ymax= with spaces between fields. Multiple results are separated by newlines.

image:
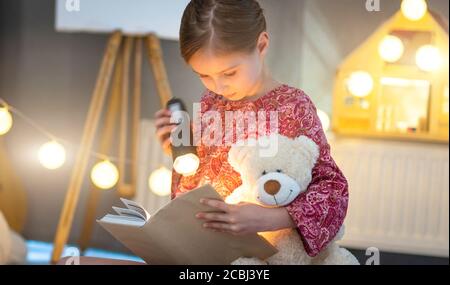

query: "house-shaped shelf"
xmin=332 ymin=7 xmax=449 ymax=143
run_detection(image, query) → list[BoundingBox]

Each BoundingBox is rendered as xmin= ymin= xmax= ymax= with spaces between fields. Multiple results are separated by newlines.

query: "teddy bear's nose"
xmin=264 ymin=180 xmax=281 ymax=195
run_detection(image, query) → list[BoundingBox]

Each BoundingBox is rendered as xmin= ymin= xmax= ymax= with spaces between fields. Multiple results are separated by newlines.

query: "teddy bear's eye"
xmin=262 ymin=170 xmax=267 ymax=175
xmin=276 ymin=169 xmax=282 ymax=173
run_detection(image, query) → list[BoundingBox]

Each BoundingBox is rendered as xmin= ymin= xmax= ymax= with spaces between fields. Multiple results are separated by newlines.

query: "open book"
xmin=97 ymin=184 xmax=278 ymax=265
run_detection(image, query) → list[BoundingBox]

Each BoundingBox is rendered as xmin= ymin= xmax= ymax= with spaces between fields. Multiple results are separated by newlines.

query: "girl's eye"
xmin=224 ymin=71 xmax=236 ymax=77
xmin=276 ymin=169 xmax=282 ymax=173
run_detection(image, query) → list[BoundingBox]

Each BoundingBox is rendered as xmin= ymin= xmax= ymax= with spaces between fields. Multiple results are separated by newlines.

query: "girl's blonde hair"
xmin=179 ymin=0 xmax=267 ymax=62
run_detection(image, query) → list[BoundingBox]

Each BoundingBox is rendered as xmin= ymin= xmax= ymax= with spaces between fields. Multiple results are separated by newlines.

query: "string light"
xmin=148 ymin=166 xmax=172 ymax=196
xmin=38 ymin=141 xmax=66 ymax=170
xmin=0 ymin=107 xmax=13 ymax=135
xmin=90 ymin=160 xmax=119 ymax=190
xmin=1 ymin=97 xmax=165 ymax=194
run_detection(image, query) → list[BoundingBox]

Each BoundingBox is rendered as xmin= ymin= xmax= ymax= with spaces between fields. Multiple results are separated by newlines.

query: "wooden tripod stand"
xmin=51 ymin=31 xmax=172 ymax=264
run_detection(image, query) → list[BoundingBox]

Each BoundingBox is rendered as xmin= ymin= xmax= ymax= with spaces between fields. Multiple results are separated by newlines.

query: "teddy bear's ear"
xmin=292 ymin=136 xmax=320 ymax=169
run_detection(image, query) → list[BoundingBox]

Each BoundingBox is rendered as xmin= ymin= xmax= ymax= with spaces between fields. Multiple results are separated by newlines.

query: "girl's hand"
xmin=154 ymin=109 xmax=175 ymax=155
xmin=196 ymin=198 xmax=295 ymax=235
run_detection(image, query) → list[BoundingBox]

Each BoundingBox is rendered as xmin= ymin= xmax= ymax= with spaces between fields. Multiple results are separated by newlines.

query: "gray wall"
xmin=0 ymin=0 xmax=448 ymax=253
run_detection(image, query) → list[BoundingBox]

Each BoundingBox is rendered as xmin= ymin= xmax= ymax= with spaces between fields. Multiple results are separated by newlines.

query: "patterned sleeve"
xmin=281 ymin=91 xmax=349 ymax=257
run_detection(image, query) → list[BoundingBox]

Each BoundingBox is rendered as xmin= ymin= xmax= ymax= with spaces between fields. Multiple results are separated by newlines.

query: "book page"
xmin=100 ymin=214 xmax=145 ymax=227
xmin=112 ymin=206 xmax=148 ymax=221
xmin=98 ymin=184 xmax=278 ymax=265
xmin=119 ymin=198 xmax=150 ymax=221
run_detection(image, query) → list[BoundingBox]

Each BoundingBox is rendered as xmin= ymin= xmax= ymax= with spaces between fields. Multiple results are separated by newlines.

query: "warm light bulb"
xmin=316 ymin=109 xmax=330 ymax=132
xmin=148 ymin=166 xmax=172 ymax=197
xmin=346 ymin=71 xmax=374 ymax=98
xmin=401 ymin=0 xmax=427 ymax=21
xmin=90 ymin=160 xmax=119 ymax=189
xmin=379 ymin=35 xmax=404 ymax=63
xmin=416 ymin=45 xmax=442 ymax=72
xmin=0 ymin=107 xmax=13 ymax=135
xmin=173 ymin=153 xmax=200 ymax=176
xmin=38 ymin=141 xmax=66 ymax=169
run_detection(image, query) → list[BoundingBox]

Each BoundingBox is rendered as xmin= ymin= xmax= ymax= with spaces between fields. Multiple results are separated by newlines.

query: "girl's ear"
xmin=257 ymin=32 xmax=270 ymax=57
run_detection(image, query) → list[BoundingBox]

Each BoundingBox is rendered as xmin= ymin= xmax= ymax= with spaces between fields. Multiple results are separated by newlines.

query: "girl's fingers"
xmin=162 ymin=137 xmax=171 ymax=152
xmin=203 ymin=222 xmax=231 ymax=231
xmin=156 ymin=124 xmax=176 ymax=140
xmin=200 ymin=199 xmax=231 ymax=212
xmin=203 ymin=223 xmax=242 ymax=234
xmin=196 ymin=212 xmax=234 ymax=223
xmin=154 ymin=109 xmax=171 ymax=118
xmin=155 ymin=116 xmax=172 ymax=129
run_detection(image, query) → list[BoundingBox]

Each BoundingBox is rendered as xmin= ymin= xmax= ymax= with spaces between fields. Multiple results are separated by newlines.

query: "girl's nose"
xmin=264 ymin=180 xmax=281 ymax=195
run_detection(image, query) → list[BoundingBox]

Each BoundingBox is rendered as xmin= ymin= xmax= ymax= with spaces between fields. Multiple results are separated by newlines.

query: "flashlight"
xmin=166 ymin=98 xmax=200 ymax=176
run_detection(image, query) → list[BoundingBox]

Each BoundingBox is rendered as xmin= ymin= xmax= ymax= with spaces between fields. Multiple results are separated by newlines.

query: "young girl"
xmin=154 ymin=0 xmax=349 ymax=258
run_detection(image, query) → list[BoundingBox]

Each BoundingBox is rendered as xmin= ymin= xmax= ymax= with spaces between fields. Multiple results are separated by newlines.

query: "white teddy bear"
xmin=227 ymin=133 xmax=359 ymax=265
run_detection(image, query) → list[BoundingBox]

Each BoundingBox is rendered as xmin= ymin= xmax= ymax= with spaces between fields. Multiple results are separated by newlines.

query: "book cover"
xmin=97 ymin=184 xmax=278 ymax=265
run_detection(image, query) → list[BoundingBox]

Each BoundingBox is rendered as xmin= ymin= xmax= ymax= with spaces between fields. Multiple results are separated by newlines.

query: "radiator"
xmin=330 ymin=136 xmax=449 ymax=257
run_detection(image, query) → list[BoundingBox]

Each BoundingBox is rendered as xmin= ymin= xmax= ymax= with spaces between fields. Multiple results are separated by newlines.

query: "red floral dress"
xmin=170 ymin=84 xmax=349 ymax=257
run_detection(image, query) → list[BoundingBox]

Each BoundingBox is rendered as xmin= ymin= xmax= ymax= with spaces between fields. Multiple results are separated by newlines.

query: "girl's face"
xmin=188 ymin=32 xmax=269 ymax=101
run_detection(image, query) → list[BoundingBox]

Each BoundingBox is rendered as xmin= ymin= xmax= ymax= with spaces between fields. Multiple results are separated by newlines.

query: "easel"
xmin=51 ymin=31 xmax=172 ymax=264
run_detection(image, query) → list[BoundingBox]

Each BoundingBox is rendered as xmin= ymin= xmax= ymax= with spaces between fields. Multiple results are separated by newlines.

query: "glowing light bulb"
xmin=416 ymin=45 xmax=442 ymax=72
xmin=173 ymin=153 xmax=200 ymax=176
xmin=401 ymin=0 xmax=427 ymax=21
xmin=346 ymin=71 xmax=374 ymax=98
xmin=148 ymin=166 xmax=172 ymax=196
xmin=0 ymin=107 xmax=13 ymax=135
xmin=90 ymin=160 xmax=119 ymax=189
xmin=317 ymin=109 xmax=330 ymax=132
xmin=379 ymin=35 xmax=404 ymax=63
xmin=38 ymin=141 xmax=66 ymax=169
